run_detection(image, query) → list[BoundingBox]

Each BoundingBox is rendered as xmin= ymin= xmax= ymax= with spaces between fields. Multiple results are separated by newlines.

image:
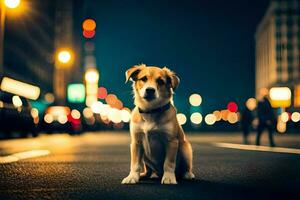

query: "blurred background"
xmin=0 ymin=0 xmax=299 ymax=138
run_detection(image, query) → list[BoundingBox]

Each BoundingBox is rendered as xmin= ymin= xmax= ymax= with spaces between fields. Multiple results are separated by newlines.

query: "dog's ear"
xmin=163 ymin=67 xmax=180 ymax=90
xmin=125 ymin=64 xmax=146 ymax=83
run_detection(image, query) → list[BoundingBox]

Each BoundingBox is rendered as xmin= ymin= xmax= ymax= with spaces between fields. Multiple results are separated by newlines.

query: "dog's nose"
xmin=145 ymin=87 xmax=156 ymax=96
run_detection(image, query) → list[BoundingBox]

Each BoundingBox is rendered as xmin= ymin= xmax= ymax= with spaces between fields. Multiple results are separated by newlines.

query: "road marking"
xmin=0 ymin=150 xmax=50 ymax=164
xmin=213 ymin=143 xmax=300 ymax=155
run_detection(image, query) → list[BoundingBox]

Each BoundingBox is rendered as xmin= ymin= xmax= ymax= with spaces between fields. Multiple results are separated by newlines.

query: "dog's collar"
xmin=138 ymin=102 xmax=171 ymax=114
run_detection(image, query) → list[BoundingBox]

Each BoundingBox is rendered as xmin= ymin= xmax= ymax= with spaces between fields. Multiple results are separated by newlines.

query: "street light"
xmin=4 ymin=0 xmax=21 ymax=9
xmin=57 ymin=49 xmax=73 ymax=65
xmin=0 ymin=0 xmax=21 ymax=76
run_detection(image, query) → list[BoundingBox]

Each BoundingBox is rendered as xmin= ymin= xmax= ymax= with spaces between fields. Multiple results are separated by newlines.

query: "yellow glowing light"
xmin=99 ymin=104 xmax=111 ymax=117
xmin=227 ymin=112 xmax=238 ymax=124
xmin=4 ymin=0 xmax=21 ymax=9
xmin=277 ymin=120 xmax=286 ymax=133
xmin=44 ymin=93 xmax=55 ymax=103
xmin=213 ymin=110 xmax=222 ymax=121
xmin=0 ymin=77 xmax=40 ymax=100
xmin=108 ymin=108 xmax=122 ymax=123
xmin=57 ymin=50 xmax=72 ymax=64
xmin=71 ymin=109 xmax=81 ymax=119
xmin=291 ymin=112 xmax=300 ymax=123
xmin=85 ymin=95 xmax=97 ymax=107
xmin=205 ymin=114 xmax=216 ymax=125
xmin=189 ymin=94 xmax=202 ymax=106
xmin=83 ymin=107 xmax=93 ymax=118
xmin=0 ymin=101 xmax=3 ymax=108
xmin=190 ymin=112 xmax=202 ymax=124
xmin=280 ymin=112 xmax=289 ymax=123
xmin=121 ymin=109 xmax=131 ymax=123
xmin=177 ymin=113 xmax=187 ymax=125
xmin=44 ymin=114 xmax=53 ymax=124
xmin=58 ymin=115 xmax=68 ymax=124
xmin=246 ymin=98 xmax=257 ymax=111
xmin=221 ymin=109 xmax=230 ymax=121
xmin=85 ymin=68 xmax=99 ymax=83
xmin=30 ymin=108 xmax=39 ymax=118
xmin=269 ymin=87 xmax=291 ymax=108
xmin=91 ymin=101 xmax=103 ymax=114
xmin=12 ymin=95 xmax=22 ymax=107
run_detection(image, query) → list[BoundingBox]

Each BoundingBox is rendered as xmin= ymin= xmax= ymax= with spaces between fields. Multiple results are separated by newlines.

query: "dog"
xmin=121 ymin=64 xmax=195 ymax=184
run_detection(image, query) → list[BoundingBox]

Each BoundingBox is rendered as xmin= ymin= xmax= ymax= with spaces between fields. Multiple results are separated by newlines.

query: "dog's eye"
xmin=140 ymin=76 xmax=147 ymax=82
xmin=157 ymin=78 xmax=165 ymax=85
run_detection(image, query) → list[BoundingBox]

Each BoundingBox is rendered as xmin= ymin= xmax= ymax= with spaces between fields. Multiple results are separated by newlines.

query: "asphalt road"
xmin=0 ymin=132 xmax=299 ymax=200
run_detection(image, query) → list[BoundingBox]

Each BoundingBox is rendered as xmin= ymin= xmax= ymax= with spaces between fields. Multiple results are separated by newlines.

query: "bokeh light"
xmin=205 ymin=114 xmax=216 ymax=125
xmin=98 ymin=87 xmax=108 ymax=99
xmin=121 ymin=109 xmax=131 ymax=123
xmin=246 ymin=98 xmax=257 ymax=111
xmin=44 ymin=93 xmax=55 ymax=104
xmin=44 ymin=114 xmax=53 ymax=124
xmin=91 ymin=101 xmax=103 ymax=114
xmin=190 ymin=112 xmax=203 ymax=124
xmin=82 ymin=19 xmax=96 ymax=31
xmin=58 ymin=115 xmax=68 ymax=124
xmin=83 ymin=30 xmax=96 ymax=39
xmin=31 ymin=108 xmax=39 ymax=118
xmin=177 ymin=113 xmax=187 ymax=125
xmin=227 ymin=102 xmax=238 ymax=112
xmin=85 ymin=68 xmax=99 ymax=83
xmin=221 ymin=109 xmax=230 ymax=121
xmin=12 ymin=95 xmax=22 ymax=107
xmin=108 ymin=108 xmax=122 ymax=123
xmin=213 ymin=110 xmax=222 ymax=121
xmin=83 ymin=107 xmax=93 ymax=118
xmin=57 ymin=50 xmax=72 ymax=64
xmin=277 ymin=120 xmax=286 ymax=133
xmin=227 ymin=112 xmax=238 ymax=124
xmin=4 ymin=0 xmax=20 ymax=9
xmin=189 ymin=94 xmax=202 ymax=106
xmin=280 ymin=112 xmax=289 ymax=123
xmin=71 ymin=109 xmax=81 ymax=119
xmin=291 ymin=112 xmax=300 ymax=123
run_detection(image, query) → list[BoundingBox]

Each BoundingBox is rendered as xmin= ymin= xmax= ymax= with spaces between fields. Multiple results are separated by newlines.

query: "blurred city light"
xmin=58 ymin=115 xmax=68 ymax=124
xmin=30 ymin=108 xmax=39 ymax=118
xmin=121 ymin=109 xmax=131 ymax=123
xmin=0 ymin=77 xmax=40 ymax=100
xmin=190 ymin=112 xmax=202 ymax=124
xmin=291 ymin=112 xmax=300 ymax=123
xmin=57 ymin=50 xmax=72 ymax=64
xmin=177 ymin=113 xmax=187 ymax=125
xmin=85 ymin=68 xmax=99 ymax=83
xmin=83 ymin=107 xmax=93 ymax=118
xmin=4 ymin=0 xmax=20 ymax=9
xmin=108 ymin=108 xmax=122 ymax=123
xmin=227 ymin=112 xmax=238 ymax=124
xmin=67 ymin=84 xmax=85 ymax=103
xmin=205 ymin=114 xmax=216 ymax=125
xmin=277 ymin=120 xmax=286 ymax=133
xmin=98 ymin=87 xmax=108 ymax=99
xmin=221 ymin=109 xmax=230 ymax=121
xmin=213 ymin=110 xmax=222 ymax=121
xmin=82 ymin=19 xmax=96 ymax=31
xmin=71 ymin=109 xmax=81 ymax=119
xmin=269 ymin=87 xmax=291 ymax=108
xmin=246 ymin=98 xmax=257 ymax=111
xmin=280 ymin=112 xmax=289 ymax=123
xmin=44 ymin=93 xmax=55 ymax=104
xmin=12 ymin=95 xmax=22 ymax=107
xmin=44 ymin=114 xmax=53 ymax=124
xmin=83 ymin=30 xmax=96 ymax=39
xmin=227 ymin=102 xmax=238 ymax=112
xmin=91 ymin=101 xmax=103 ymax=114
xmin=189 ymin=94 xmax=202 ymax=106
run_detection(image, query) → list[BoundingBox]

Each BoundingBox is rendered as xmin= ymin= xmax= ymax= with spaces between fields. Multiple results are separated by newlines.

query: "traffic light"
xmin=82 ymin=19 xmax=96 ymax=39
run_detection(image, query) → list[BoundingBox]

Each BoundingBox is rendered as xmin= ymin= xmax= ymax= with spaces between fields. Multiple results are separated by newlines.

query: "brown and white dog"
xmin=121 ymin=64 xmax=194 ymax=184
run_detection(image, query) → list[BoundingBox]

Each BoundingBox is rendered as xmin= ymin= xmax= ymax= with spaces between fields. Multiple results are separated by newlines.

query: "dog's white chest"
xmin=132 ymin=119 xmax=173 ymax=135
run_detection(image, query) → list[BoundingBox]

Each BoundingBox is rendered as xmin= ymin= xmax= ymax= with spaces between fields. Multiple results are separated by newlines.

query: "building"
xmin=255 ymin=0 xmax=300 ymax=107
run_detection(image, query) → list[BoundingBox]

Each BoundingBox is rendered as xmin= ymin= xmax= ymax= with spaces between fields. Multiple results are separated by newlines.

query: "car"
xmin=0 ymin=91 xmax=38 ymax=138
xmin=40 ymin=106 xmax=82 ymax=134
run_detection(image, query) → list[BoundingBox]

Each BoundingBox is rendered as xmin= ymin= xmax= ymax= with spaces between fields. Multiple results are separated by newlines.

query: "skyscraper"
xmin=255 ymin=0 xmax=299 ymax=106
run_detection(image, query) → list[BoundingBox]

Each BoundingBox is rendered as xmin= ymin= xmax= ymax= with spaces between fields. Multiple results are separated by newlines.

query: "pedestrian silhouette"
xmin=241 ymin=104 xmax=254 ymax=144
xmin=256 ymin=96 xmax=276 ymax=147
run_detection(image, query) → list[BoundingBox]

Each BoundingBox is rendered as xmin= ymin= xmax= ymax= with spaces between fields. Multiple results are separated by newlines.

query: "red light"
xmin=98 ymin=87 xmax=108 ymax=99
xmin=83 ymin=30 xmax=95 ymax=39
xmin=227 ymin=102 xmax=238 ymax=112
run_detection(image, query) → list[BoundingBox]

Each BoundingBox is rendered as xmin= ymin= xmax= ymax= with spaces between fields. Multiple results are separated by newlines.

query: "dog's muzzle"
xmin=143 ymin=87 xmax=156 ymax=101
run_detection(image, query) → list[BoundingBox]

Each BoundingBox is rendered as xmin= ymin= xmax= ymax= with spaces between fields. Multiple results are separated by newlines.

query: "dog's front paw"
xmin=121 ymin=173 xmax=139 ymax=184
xmin=161 ymin=172 xmax=177 ymax=184
xmin=183 ymin=172 xmax=195 ymax=180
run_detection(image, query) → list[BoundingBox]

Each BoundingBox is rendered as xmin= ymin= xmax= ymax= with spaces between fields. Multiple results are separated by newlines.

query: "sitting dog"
xmin=121 ymin=64 xmax=195 ymax=184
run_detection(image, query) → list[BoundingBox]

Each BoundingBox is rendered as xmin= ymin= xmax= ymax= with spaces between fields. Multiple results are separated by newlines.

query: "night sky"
xmin=84 ymin=0 xmax=270 ymax=113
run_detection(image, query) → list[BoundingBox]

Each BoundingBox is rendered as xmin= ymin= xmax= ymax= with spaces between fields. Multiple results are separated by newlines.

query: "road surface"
xmin=0 ymin=132 xmax=299 ymax=199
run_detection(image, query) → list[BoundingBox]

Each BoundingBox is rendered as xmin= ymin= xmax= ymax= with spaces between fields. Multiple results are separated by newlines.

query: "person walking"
xmin=241 ymin=105 xmax=254 ymax=144
xmin=256 ymin=96 xmax=277 ymax=147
